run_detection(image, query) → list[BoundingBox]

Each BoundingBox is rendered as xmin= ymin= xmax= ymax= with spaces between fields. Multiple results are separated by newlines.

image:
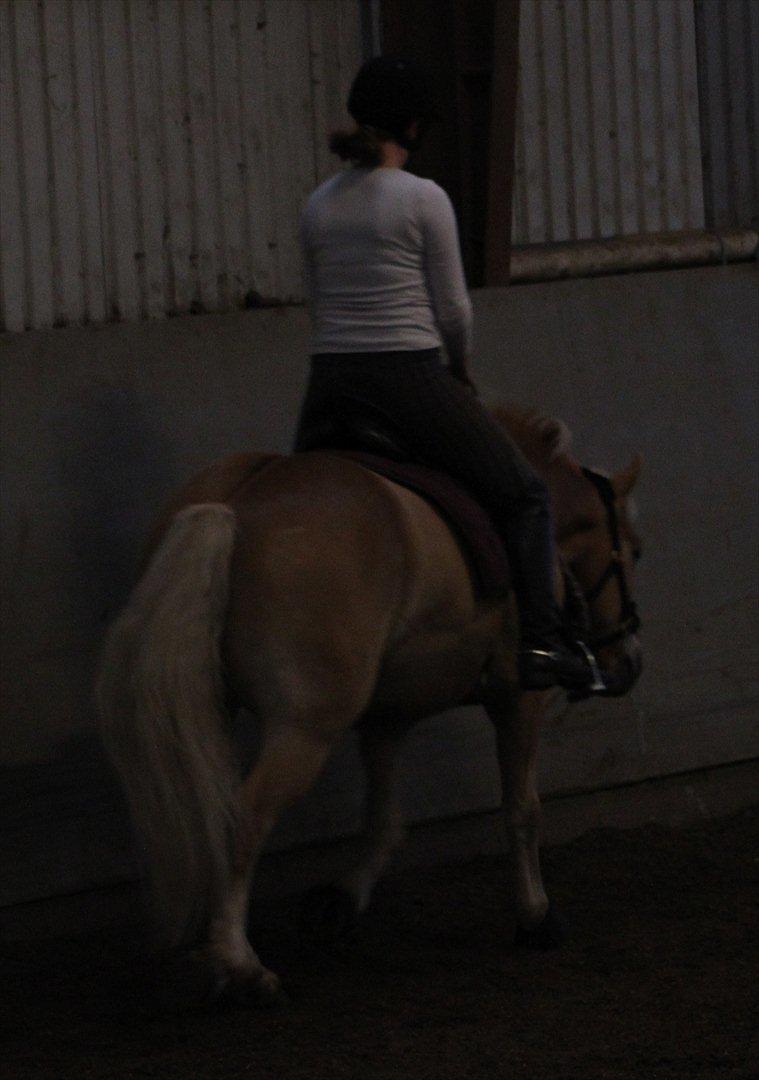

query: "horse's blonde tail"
xmin=95 ymin=503 xmax=239 ymax=948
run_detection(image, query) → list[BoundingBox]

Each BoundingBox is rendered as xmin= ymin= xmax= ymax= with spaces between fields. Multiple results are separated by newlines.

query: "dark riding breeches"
xmin=294 ymin=348 xmax=561 ymax=646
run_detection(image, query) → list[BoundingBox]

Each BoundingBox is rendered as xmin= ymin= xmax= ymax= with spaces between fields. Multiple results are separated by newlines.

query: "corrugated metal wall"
xmin=695 ymin=0 xmax=759 ymax=229
xmin=3 ymin=1 xmax=754 ymax=332
xmin=0 ymin=0 xmax=361 ymax=333
xmin=512 ymin=0 xmax=705 ymax=244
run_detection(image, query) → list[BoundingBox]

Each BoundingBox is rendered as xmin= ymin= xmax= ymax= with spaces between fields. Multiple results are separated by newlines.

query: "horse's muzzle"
xmin=600 ymin=635 xmax=643 ymax=696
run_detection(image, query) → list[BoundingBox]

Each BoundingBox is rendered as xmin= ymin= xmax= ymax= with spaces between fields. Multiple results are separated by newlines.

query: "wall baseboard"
xmin=2 ymin=758 xmax=755 ymax=946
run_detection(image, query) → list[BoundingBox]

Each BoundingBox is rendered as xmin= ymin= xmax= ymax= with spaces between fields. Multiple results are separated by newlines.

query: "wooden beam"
xmin=485 ymin=0 xmax=521 ymax=285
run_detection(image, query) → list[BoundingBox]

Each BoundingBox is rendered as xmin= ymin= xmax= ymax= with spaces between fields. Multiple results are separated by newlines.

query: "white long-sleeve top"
xmin=300 ymin=167 xmax=473 ymax=364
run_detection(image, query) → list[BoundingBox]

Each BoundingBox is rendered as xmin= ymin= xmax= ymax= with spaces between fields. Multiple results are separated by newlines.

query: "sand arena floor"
xmin=0 ymin=807 xmax=756 ymax=1080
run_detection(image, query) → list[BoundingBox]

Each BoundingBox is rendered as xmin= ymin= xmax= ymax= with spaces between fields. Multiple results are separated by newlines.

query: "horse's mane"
xmin=490 ymin=404 xmax=576 ymax=470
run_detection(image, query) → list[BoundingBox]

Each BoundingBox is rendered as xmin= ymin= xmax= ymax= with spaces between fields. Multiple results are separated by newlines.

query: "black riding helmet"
xmin=347 ymin=55 xmax=437 ymax=149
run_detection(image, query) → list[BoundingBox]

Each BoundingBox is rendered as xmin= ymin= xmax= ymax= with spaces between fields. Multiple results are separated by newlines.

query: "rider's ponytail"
xmin=329 ymin=124 xmax=385 ymax=167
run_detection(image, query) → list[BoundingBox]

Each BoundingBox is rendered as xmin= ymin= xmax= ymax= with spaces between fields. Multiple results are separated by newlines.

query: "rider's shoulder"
xmin=391 ymin=171 xmax=443 ymax=195
xmin=385 ymin=172 xmax=452 ymax=212
xmin=407 ymin=175 xmax=454 ymax=217
xmin=306 ymin=172 xmax=344 ymax=205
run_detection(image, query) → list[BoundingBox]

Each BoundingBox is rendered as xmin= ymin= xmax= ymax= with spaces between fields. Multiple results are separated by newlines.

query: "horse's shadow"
xmin=4 ymin=384 xmax=180 ymax=902
xmin=51 ymin=380 xmax=179 ymax=628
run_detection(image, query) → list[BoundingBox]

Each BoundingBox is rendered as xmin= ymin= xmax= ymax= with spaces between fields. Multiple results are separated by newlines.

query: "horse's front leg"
xmin=300 ymin=720 xmax=410 ymax=943
xmin=484 ymin=681 xmax=564 ymax=949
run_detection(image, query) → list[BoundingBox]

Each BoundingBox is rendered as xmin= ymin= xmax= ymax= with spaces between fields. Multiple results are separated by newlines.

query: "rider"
xmin=295 ymin=55 xmax=600 ymax=694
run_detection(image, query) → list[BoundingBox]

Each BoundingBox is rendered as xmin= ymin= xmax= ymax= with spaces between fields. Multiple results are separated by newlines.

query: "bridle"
xmin=577 ymin=467 xmax=641 ymax=649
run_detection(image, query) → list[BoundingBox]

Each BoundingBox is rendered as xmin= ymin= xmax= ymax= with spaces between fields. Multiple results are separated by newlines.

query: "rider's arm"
xmin=418 ymin=180 xmax=474 ymax=380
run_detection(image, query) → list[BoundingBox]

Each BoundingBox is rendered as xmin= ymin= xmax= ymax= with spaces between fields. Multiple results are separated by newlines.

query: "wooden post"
xmin=484 ymin=0 xmax=521 ymax=285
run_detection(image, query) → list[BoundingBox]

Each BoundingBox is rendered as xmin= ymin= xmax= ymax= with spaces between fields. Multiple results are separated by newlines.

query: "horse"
xmin=95 ymin=405 xmax=642 ymax=1007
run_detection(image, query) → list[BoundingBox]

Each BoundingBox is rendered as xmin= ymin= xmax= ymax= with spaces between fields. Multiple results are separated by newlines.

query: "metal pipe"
xmin=509 ymin=227 xmax=759 ymax=284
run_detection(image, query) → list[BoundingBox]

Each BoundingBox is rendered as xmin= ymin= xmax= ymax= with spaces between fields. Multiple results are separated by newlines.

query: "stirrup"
xmin=574 ymin=640 xmax=606 ymax=691
xmin=565 ymin=640 xmax=607 ymax=701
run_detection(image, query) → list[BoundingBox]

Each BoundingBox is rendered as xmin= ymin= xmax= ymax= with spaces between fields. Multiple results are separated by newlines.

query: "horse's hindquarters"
xmin=222 ymin=457 xmax=414 ymax=737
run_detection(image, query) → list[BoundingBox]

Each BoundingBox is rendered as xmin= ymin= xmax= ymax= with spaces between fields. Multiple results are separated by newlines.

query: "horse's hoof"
xmin=513 ymin=903 xmax=567 ymax=951
xmin=299 ymin=884 xmax=360 ymax=946
xmin=212 ymin=967 xmax=289 ymax=1010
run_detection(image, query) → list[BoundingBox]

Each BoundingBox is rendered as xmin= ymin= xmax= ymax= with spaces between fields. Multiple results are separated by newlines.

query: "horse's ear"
xmin=537 ymin=417 xmax=572 ymax=459
xmin=612 ymin=453 xmax=643 ymax=497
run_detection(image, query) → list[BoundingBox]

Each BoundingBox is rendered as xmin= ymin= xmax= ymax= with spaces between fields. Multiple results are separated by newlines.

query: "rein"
xmin=579 ymin=467 xmax=641 ymax=648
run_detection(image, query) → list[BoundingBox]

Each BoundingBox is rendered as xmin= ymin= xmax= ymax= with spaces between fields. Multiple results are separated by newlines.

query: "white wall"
xmin=1 ymin=264 xmax=757 ymax=908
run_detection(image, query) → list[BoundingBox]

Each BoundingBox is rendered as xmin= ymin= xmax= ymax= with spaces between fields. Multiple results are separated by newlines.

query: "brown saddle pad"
xmin=331 ymin=450 xmax=510 ymax=600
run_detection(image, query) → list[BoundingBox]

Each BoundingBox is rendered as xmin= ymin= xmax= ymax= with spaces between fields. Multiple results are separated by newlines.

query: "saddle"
xmin=298 ymin=417 xmax=511 ymax=600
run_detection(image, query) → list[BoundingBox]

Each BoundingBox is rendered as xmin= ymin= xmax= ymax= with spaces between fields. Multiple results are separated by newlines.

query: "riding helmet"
xmin=347 ymin=56 xmax=437 ymax=146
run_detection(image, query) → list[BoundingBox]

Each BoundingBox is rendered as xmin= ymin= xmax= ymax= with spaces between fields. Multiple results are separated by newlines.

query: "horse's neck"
xmin=533 ymin=454 xmax=597 ymax=543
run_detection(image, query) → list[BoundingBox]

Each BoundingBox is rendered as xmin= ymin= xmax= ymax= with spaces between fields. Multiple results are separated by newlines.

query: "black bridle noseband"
xmin=578 ymin=467 xmax=641 ymax=649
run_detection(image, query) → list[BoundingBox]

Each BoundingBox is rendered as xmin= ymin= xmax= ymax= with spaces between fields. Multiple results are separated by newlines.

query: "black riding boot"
xmin=505 ymin=489 xmax=600 ymax=692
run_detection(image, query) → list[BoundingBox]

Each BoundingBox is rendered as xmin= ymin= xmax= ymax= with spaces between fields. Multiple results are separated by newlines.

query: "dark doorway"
xmin=380 ymin=0 xmax=520 ymax=286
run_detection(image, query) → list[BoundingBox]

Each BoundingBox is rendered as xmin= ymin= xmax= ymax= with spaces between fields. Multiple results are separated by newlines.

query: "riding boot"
xmin=504 ymin=490 xmax=601 ymax=692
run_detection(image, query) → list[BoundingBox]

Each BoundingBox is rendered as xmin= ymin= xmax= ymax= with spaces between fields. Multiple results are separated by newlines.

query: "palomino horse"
xmin=96 ymin=406 xmax=642 ymax=1006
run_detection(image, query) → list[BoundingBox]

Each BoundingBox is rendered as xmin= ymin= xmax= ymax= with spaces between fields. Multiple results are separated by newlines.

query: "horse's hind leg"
xmin=300 ymin=720 xmax=410 ymax=942
xmin=345 ymin=722 xmax=410 ymax=908
xmin=484 ymin=681 xmax=563 ymax=949
xmin=204 ymin=723 xmax=334 ymax=1004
